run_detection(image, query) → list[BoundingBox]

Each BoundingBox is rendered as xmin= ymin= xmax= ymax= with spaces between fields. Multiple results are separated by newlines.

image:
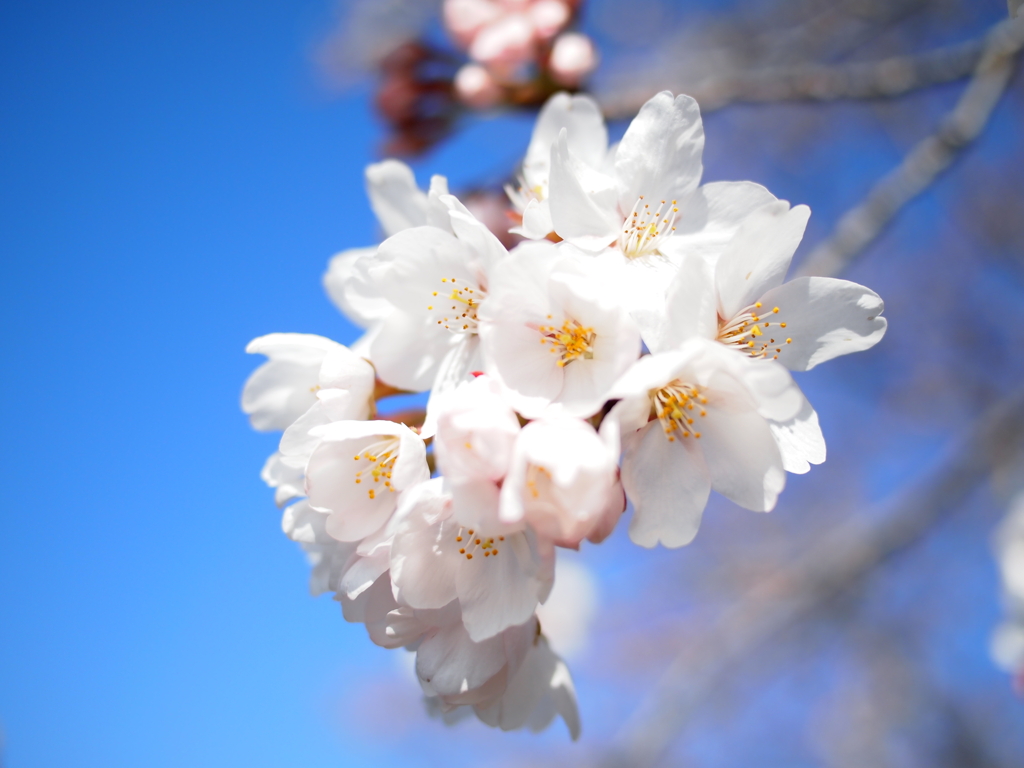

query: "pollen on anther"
xmin=755 ymin=302 xmax=762 ymax=308
xmin=772 ymin=307 xmax=779 ymax=313
xmin=780 ymin=322 xmax=787 ymax=328
xmin=459 ymin=548 xmax=466 ymax=554
xmin=786 ymin=338 xmax=792 ymax=344
xmin=465 ymin=553 xmax=473 ymax=560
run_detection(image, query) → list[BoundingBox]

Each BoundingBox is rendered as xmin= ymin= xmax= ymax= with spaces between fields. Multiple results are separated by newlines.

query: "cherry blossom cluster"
xmin=445 ymin=0 xmax=598 ymax=107
xmin=242 ymin=90 xmax=887 ymax=737
xmin=993 ymin=492 xmax=1024 ymax=692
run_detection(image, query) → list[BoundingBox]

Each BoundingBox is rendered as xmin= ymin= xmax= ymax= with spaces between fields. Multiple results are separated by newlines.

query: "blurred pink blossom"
xmin=549 ymin=31 xmax=598 ymax=86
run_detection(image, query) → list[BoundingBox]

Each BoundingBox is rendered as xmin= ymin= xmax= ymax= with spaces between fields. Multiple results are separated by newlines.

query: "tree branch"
xmin=796 ymin=16 xmax=1024 ymax=279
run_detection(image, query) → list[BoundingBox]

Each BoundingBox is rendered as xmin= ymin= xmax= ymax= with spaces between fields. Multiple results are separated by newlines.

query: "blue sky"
xmin=2 ymin=1 xmax=1023 ymax=767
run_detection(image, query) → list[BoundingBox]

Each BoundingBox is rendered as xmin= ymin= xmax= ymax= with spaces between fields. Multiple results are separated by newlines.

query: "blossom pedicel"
xmin=241 ymin=90 xmax=887 ymax=737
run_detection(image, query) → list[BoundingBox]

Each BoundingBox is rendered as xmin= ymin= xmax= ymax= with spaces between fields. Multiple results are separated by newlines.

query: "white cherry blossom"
xmin=362 ymin=196 xmax=507 ymax=429
xmin=323 ymin=160 xmax=453 ymax=355
xmin=610 ymin=338 xmax=805 ymax=548
xmin=390 ymin=478 xmax=555 ymax=642
xmin=305 ymin=419 xmax=429 ymax=542
xmin=541 ymin=90 xmax=781 ymax=329
xmin=478 ymin=240 xmax=640 ymax=419
xmin=649 ymin=201 xmax=888 ymax=373
xmin=500 ymin=415 xmax=624 ymax=548
xmin=242 ymin=333 xmax=373 ymax=432
xmin=508 ymin=92 xmax=608 ymax=240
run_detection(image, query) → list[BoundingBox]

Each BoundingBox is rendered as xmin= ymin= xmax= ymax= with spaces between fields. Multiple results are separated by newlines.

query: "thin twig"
xmin=594 ymin=386 xmax=1024 ymax=768
xmin=797 ymin=16 xmax=1024 ymax=279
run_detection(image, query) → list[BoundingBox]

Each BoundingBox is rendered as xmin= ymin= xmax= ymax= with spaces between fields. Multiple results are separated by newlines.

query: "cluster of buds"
xmin=242 ymin=90 xmax=887 ymax=736
xmin=444 ymin=0 xmax=598 ymax=108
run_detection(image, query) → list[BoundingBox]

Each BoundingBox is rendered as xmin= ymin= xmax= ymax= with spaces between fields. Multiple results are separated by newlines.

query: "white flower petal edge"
xmin=611 ymin=338 xmax=802 ymax=548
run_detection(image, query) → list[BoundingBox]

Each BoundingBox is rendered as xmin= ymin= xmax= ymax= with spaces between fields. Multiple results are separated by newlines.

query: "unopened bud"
xmin=454 ymin=63 xmax=503 ymax=108
xmin=549 ymin=32 xmax=598 ymax=86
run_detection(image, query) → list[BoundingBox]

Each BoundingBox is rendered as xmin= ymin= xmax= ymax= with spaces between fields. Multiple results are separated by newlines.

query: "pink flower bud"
xmin=454 ymin=63 xmax=503 ymax=108
xmin=469 ymin=12 xmax=535 ymax=67
xmin=549 ymin=32 xmax=598 ymax=86
xmin=528 ymin=0 xmax=571 ymax=40
xmin=443 ymin=0 xmax=502 ymax=48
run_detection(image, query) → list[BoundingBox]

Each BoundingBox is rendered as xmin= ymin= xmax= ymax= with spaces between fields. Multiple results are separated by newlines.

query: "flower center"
xmin=717 ymin=302 xmax=793 ymax=360
xmin=538 ymin=317 xmax=596 ymax=368
xmin=653 ymin=381 xmax=707 ymax=441
xmin=453 ymin=527 xmax=505 ymax=560
xmin=428 ymin=277 xmax=487 ymax=335
xmin=506 ymin=175 xmax=545 ymax=213
xmin=619 ymin=196 xmax=678 ymax=259
xmin=351 ymin=437 xmax=400 ymax=500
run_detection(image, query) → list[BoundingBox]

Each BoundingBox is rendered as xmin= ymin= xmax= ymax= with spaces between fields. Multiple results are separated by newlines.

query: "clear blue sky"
xmin=2 ymin=1 xmax=1022 ymax=767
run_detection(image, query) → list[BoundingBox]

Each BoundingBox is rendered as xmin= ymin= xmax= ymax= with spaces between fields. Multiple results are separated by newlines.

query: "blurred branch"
xmin=797 ymin=16 xmax=1024 ymax=278
xmin=594 ymin=386 xmax=1024 ymax=768
xmin=688 ymin=36 xmax=986 ymax=113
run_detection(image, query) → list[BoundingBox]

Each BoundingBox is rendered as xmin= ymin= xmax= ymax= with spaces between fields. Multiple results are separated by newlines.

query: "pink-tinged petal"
xmin=523 ymin=92 xmax=607 ymax=192
xmin=698 ymin=391 xmax=786 ymax=512
xmin=615 ymin=91 xmax=704 ymax=212
xmin=457 ymin=530 xmax=553 ymax=642
xmin=645 ymin=252 xmax=718 ymax=353
xmin=755 ymin=276 xmax=887 ymax=371
xmin=365 ymin=159 xmax=428 ymax=237
xmin=622 ymin=421 xmax=711 ymax=548
xmin=416 ymin=621 xmax=510 ymax=699
xmin=391 ymin=523 xmax=461 ymax=610
xmin=474 ymin=634 xmax=581 ymax=740
xmin=323 ymin=247 xmax=392 ymax=328
xmin=769 ymin=392 xmax=825 ymax=475
xmin=548 ymin=130 xmax=620 ymax=249
xmin=715 ymin=201 xmax=810 ymax=319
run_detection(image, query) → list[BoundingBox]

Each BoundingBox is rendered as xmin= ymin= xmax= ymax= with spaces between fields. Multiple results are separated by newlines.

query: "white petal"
xmin=645 ymin=251 xmax=718 ymax=353
xmin=755 ymin=277 xmax=887 ymax=371
xmin=369 ymin=309 xmax=459 ymax=392
xmin=769 ymin=391 xmax=825 ymax=475
xmin=698 ymin=389 xmax=786 ymax=512
xmin=669 ymin=181 xmax=780 ymax=251
xmin=242 ymin=333 xmax=341 ymax=431
xmin=457 ymin=530 xmax=554 ymax=642
xmin=623 ymin=421 xmax=711 ymax=548
xmin=366 ymin=159 xmax=428 ymax=237
xmin=522 ymin=92 xmax=607 ymax=192
xmin=615 ymin=91 xmax=704 ymax=213
xmin=322 ymin=248 xmax=391 ymax=328
xmin=548 ymin=129 xmax=620 ymax=249
xmin=513 ymin=198 xmax=554 ymax=239
xmin=715 ymin=201 xmax=810 ymax=320
xmin=262 ymin=452 xmax=305 ymax=508
xmin=474 ymin=635 xmax=581 ymax=740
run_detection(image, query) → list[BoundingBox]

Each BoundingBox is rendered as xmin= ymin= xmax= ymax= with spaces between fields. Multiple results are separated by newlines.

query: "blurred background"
xmin=2 ymin=0 xmax=1023 ymax=766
